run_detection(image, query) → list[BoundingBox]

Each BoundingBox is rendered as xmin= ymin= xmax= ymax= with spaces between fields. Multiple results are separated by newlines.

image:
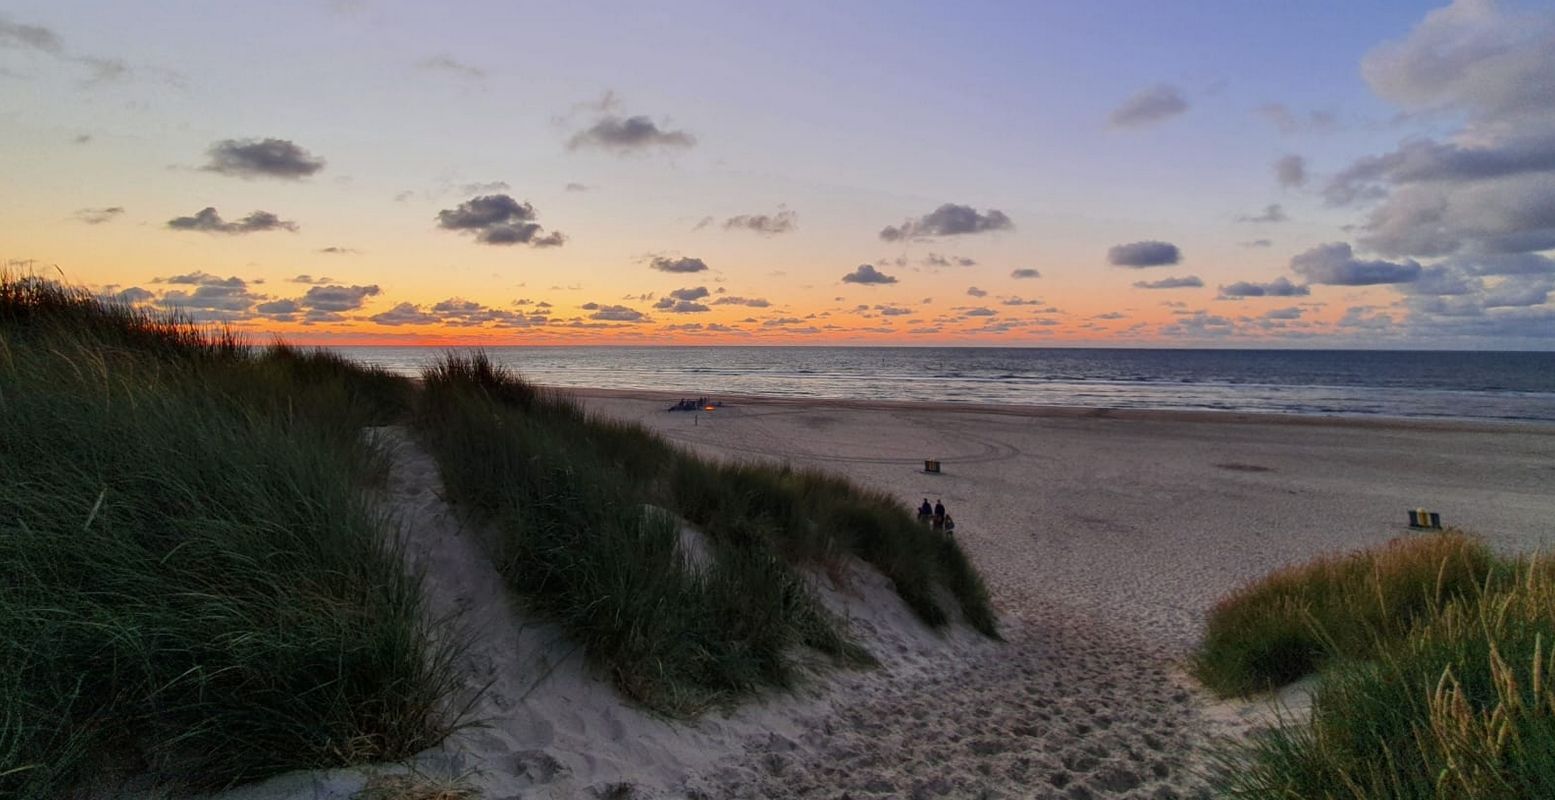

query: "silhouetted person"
xmin=933 ymin=499 xmax=946 ymax=531
xmin=943 ymin=514 xmax=955 ymax=534
xmin=918 ymin=498 xmax=933 ymax=522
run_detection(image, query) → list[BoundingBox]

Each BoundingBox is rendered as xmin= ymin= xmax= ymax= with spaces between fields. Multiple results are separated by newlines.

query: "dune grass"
xmin=0 ymin=278 xmax=460 ymax=797
xmin=1 ymin=278 xmax=1001 ymax=792
xmin=1195 ymin=531 xmax=1555 ymax=798
xmin=1193 ymin=531 xmax=1496 ymax=696
xmin=414 ymin=353 xmax=997 ymax=715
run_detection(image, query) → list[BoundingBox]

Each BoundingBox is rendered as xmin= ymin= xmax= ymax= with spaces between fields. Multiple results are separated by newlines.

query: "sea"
xmin=332 ymin=346 xmax=1555 ymax=424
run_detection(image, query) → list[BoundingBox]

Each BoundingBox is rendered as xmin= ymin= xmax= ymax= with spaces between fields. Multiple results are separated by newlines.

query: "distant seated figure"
xmin=918 ymin=498 xmax=933 ymax=522
xmin=943 ymin=514 xmax=955 ymax=534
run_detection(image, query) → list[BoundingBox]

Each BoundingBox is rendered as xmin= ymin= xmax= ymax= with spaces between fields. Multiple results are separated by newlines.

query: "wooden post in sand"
xmin=924 ymin=459 xmax=941 ymax=474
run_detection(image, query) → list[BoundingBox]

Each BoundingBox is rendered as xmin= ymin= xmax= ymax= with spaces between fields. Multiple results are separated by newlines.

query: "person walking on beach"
xmin=918 ymin=498 xmax=933 ymax=523
xmin=933 ymin=499 xmax=946 ymax=531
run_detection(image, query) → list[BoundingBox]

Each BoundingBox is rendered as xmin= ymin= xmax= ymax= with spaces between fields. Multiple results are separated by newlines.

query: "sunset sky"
xmin=3 ymin=0 xmax=1552 ymax=347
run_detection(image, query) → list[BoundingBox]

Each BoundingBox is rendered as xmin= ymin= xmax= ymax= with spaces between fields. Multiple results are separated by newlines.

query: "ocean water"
xmin=332 ymin=346 xmax=1555 ymax=423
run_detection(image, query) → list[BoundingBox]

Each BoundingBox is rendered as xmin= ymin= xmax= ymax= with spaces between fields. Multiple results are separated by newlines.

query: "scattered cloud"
xmin=301 ymin=284 xmax=379 ymax=313
xmin=650 ymin=256 xmax=709 ymax=273
xmin=879 ymin=203 xmax=1013 ymax=241
xmin=653 ymin=286 xmax=711 ymax=313
xmin=1450 ymin=252 xmax=1555 ymax=277
xmin=103 ymin=286 xmax=154 ymax=304
xmin=1275 ymin=155 xmax=1307 ymax=188
xmin=567 ymin=115 xmax=696 ymax=153
xmin=74 ymin=206 xmax=123 ymax=224
xmin=963 ymin=307 xmax=996 ymax=317
xmin=290 ymin=274 xmax=336 ymax=285
xmin=1107 ymin=240 xmax=1181 ymax=267
xmin=1256 ymin=104 xmax=1337 ymax=134
xmin=369 ymin=302 xmax=439 ymax=326
xmin=1010 ymin=268 xmax=1041 ymax=279
xmin=1290 ymin=242 xmax=1421 ymax=285
xmin=0 ymin=16 xmax=138 ymax=83
xmin=1237 ymin=203 xmax=1289 ymax=223
xmin=586 ymin=304 xmax=648 ymax=322
xmin=1401 ymin=265 xmax=1480 ymax=296
xmin=0 ymin=17 xmax=62 ymax=54
xmin=1109 ymin=84 xmax=1188 ymax=128
xmin=654 ymin=300 xmax=709 ymax=313
xmin=166 ymin=207 xmax=297 ymax=234
xmin=370 ymin=298 xmax=548 ymax=328
xmin=712 ymin=295 xmax=771 ymax=307
xmin=1218 ymin=277 xmax=1311 ymax=297
xmin=202 ymin=138 xmax=325 ymax=180
xmin=435 ymin=194 xmax=565 ymax=247
xmin=720 ymin=209 xmax=797 ymax=235
xmin=923 ymin=253 xmax=977 ymax=268
xmin=1159 ymin=310 xmax=1238 ymax=338
xmin=316 ymin=246 xmax=357 ymax=255
xmin=1241 ymin=239 xmax=1274 ymax=248
xmin=1133 ymin=275 xmax=1203 ymax=289
xmin=154 ymin=271 xmax=246 ymax=286
xmin=841 ymin=264 xmax=897 ymax=285
xmin=1322 ymin=0 xmax=1555 ymax=259
xmin=564 ymin=182 xmax=590 ymax=192
xmin=419 ymin=54 xmax=484 ymax=79
xmin=966 ymin=286 xmax=988 ymax=298
xmin=255 ymin=297 xmax=300 ymax=319
xmin=459 ymin=181 xmax=510 ymax=194
xmin=159 ymin=288 xmax=258 ymax=319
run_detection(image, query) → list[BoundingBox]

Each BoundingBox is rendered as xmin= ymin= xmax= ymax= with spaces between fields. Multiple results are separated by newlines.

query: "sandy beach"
xmin=562 ymin=391 xmax=1555 ymax=798
xmin=208 ymin=394 xmax=1555 ymax=800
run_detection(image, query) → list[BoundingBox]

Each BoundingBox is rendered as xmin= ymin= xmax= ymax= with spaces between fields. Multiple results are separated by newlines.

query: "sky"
xmin=2 ymin=0 xmax=1553 ymax=348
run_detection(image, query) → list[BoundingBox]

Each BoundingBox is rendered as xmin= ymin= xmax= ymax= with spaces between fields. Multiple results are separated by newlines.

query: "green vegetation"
xmin=1193 ymin=532 xmax=1495 ymax=696
xmin=1195 ymin=531 xmax=1555 ymax=799
xmin=415 ymin=353 xmax=997 ymax=715
xmin=1 ymin=279 xmax=998 ymax=794
xmin=0 ymin=278 xmax=459 ymax=797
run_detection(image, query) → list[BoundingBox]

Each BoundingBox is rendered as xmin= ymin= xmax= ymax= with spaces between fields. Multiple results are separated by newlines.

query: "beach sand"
xmin=210 ymin=398 xmax=1555 ymax=800
xmin=566 ymin=391 xmax=1555 ymax=798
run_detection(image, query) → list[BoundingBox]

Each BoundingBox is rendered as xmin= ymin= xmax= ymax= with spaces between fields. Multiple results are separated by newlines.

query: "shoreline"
xmin=557 ymin=385 xmax=1555 ymax=435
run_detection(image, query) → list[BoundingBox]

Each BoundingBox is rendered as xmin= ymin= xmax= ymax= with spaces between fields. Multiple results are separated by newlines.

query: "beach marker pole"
xmin=1407 ymin=509 xmax=1442 ymax=530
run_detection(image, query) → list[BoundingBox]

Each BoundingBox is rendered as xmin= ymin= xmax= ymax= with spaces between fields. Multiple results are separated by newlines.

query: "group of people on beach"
xmin=917 ymin=498 xmax=954 ymax=533
xmin=667 ymin=397 xmax=720 ymax=412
